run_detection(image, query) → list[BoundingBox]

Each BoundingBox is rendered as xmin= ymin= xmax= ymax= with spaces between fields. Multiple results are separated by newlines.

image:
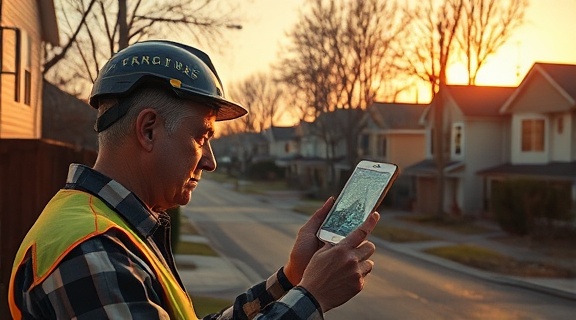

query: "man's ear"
xmin=135 ymin=108 xmax=159 ymax=151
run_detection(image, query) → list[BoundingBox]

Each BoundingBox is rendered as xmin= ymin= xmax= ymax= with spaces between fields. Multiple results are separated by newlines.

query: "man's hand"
xmin=283 ymin=197 xmax=334 ymax=285
xmin=298 ymin=211 xmax=380 ymax=313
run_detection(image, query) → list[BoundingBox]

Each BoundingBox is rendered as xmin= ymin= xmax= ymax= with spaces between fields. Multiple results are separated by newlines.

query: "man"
xmin=9 ymin=40 xmax=379 ymax=319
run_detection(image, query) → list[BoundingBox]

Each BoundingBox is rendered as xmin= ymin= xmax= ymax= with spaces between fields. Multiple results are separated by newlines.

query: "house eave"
xmin=38 ymin=0 xmax=60 ymax=46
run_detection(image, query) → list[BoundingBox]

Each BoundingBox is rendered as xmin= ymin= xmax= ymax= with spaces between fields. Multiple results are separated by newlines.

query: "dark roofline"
xmin=443 ymin=85 xmax=516 ymax=117
xmin=477 ymin=161 xmax=576 ymax=181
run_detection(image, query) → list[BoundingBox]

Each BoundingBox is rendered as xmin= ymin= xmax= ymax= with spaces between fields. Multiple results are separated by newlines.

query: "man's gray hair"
xmin=97 ymin=86 xmax=195 ymax=147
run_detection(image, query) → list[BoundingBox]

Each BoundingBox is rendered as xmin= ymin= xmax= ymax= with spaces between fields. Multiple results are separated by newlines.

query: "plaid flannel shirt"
xmin=12 ymin=164 xmax=322 ymax=319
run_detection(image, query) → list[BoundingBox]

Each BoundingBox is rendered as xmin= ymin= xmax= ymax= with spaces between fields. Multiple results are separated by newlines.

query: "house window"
xmin=521 ymin=119 xmax=544 ymax=152
xmin=430 ymin=128 xmax=435 ymax=155
xmin=359 ymin=134 xmax=369 ymax=155
xmin=14 ymin=31 xmax=32 ymax=105
xmin=451 ymin=123 xmax=463 ymax=156
xmin=557 ymin=116 xmax=564 ymax=134
xmin=23 ymin=33 xmax=32 ymax=105
xmin=377 ymin=136 xmax=387 ymax=157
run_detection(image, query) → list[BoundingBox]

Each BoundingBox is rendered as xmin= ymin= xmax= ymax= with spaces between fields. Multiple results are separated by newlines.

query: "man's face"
xmin=152 ymin=105 xmax=217 ymax=210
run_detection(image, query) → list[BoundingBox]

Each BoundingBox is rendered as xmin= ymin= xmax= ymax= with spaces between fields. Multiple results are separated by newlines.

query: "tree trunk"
xmin=434 ymin=85 xmax=446 ymax=217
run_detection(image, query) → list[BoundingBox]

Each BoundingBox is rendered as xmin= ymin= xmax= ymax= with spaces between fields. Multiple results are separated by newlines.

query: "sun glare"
xmin=446 ymin=63 xmax=469 ymax=85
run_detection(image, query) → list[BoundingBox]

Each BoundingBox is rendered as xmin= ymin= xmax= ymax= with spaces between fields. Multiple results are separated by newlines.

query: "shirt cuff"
xmin=280 ymin=286 xmax=324 ymax=319
xmin=264 ymin=267 xmax=295 ymax=301
xmin=277 ymin=267 xmax=295 ymax=291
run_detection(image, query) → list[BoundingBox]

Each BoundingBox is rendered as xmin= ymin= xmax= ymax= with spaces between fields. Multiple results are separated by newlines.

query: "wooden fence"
xmin=0 ymin=139 xmax=97 ymax=319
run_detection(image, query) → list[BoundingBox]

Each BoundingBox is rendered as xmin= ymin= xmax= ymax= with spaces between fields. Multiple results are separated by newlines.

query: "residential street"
xmin=183 ymin=179 xmax=575 ymax=320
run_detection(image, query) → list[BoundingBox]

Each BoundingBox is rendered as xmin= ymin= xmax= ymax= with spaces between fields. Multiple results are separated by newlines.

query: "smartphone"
xmin=316 ymin=160 xmax=398 ymax=244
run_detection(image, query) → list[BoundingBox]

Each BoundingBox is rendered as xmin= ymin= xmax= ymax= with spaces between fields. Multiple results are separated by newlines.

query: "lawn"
xmin=176 ymin=241 xmax=220 ymax=257
xmin=425 ymin=244 xmax=573 ymax=278
xmin=371 ymin=224 xmax=437 ymax=242
xmin=397 ymin=213 xmax=494 ymax=235
xmin=191 ymin=295 xmax=233 ymax=318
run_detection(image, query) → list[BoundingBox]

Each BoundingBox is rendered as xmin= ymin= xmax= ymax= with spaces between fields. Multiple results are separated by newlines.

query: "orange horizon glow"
xmin=213 ymin=0 xmax=576 ymax=124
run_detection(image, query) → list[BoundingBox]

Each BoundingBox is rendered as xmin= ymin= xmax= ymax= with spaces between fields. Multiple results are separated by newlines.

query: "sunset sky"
xmin=208 ymin=0 xmax=576 ymax=106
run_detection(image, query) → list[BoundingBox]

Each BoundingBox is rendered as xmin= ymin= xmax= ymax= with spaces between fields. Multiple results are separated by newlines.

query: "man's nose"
xmin=201 ymin=141 xmax=217 ymax=172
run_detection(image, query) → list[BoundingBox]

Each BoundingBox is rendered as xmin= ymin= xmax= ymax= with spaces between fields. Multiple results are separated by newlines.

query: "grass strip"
xmin=424 ymin=244 xmax=573 ymax=278
xmin=176 ymin=241 xmax=220 ymax=257
xmin=191 ymin=296 xmax=233 ymax=317
xmin=372 ymin=224 xmax=437 ymax=242
xmin=397 ymin=214 xmax=493 ymax=235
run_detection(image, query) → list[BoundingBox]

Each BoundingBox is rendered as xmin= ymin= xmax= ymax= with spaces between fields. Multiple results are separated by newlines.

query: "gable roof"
xmin=538 ymin=63 xmax=576 ymax=99
xmin=367 ymin=102 xmax=426 ymax=130
xmin=295 ymin=120 xmax=314 ymax=136
xmin=446 ymin=85 xmax=516 ymax=117
xmin=268 ymin=126 xmax=296 ymax=141
xmin=500 ymin=62 xmax=576 ymax=113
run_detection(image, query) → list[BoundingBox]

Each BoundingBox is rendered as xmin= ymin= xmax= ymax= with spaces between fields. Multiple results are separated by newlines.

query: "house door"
xmin=415 ymin=177 xmax=439 ymax=215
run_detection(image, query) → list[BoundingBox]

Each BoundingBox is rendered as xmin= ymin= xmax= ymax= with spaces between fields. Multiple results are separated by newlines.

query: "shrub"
xmin=491 ymin=179 xmax=573 ymax=237
xmin=244 ymin=160 xmax=285 ymax=180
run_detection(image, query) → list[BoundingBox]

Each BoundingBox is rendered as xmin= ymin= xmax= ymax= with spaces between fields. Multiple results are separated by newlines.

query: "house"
xmin=404 ymin=85 xmax=516 ymax=216
xmin=360 ymin=102 xmax=427 ymax=173
xmin=289 ymin=109 xmax=365 ymax=195
xmin=359 ymin=102 xmax=427 ymax=208
xmin=210 ymin=132 xmax=268 ymax=175
xmin=42 ymin=80 xmax=98 ymax=151
xmin=1 ymin=2 xmax=61 ymax=318
xmin=478 ymin=63 xmax=576 ymax=216
xmin=263 ymin=125 xmax=299 ymax=162
xmin=287 ymin=120 xmax=329 ymax=191
xmin=0 ymin=0 xmax=59 ymax=138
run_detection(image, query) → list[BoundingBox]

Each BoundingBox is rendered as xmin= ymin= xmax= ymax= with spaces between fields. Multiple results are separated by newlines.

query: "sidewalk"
xmin=177 ymin=195 xmax=576 ymax=301
xmin=377 ymin=211 xmax=576 ymax=300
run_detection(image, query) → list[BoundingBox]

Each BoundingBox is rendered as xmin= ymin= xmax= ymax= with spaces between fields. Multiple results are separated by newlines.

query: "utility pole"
xmin=118 ymin=0 xmax=128 ymax=50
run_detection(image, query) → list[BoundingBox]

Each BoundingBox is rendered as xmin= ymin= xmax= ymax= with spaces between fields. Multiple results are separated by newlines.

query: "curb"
xmin=373 ymin=237 xmax=576 ymax=301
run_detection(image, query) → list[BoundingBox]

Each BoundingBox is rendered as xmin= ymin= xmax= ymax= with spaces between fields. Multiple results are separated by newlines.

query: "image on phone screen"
xmin=321 ymin=168 xmax=392 ymax=237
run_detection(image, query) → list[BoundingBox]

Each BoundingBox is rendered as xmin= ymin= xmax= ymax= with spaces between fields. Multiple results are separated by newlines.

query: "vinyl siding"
xmin=1 ymin=0 xmax=44 ymax=138
xmin=388 ymin=133 xmax=425 ymax=173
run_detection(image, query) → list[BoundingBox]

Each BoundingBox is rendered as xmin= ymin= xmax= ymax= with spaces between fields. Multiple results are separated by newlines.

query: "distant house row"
xmin=213 ymin=62 xmax=576 ymax=219
xmin=1 ymin=0 xmax=574 ymax=219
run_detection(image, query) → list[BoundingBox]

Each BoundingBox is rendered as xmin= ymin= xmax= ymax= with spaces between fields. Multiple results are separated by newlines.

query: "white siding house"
xmin=0 ymin=0 xmax=59 ymax=138
xmin=479 ymin=63 xmax=576 ymax=219
xmin=405 ymin=85 xmax=515 ymax=215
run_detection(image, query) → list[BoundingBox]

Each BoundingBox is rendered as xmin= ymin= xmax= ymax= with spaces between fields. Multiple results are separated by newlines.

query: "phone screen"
xmin=320 ymin=167 xmax=393 ymax=237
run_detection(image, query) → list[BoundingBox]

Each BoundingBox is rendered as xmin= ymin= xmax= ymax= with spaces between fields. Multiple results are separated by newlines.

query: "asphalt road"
xmin=184 ymin=179 xmax=575 ymax=320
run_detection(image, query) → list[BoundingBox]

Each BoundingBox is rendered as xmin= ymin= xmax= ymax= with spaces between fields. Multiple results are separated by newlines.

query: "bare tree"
xmin=399 ymin=0 xmax=463 ymax=97
xmin=227 ymin=72 xmax=285 ymax=133
xmin=458 ymin=0 xmax=528 ymax=85
xmin=398 ymin=0 xmax=464 ymax=216
xmin=44 ymin=0 xmax=243 ymax=98
xmin=277 ymin=0 xmax=340 ymax=123
xmin=277 ymin=0 xmax=407 ymax=188
xmin=400 ymin=0 xmax=527 ymax=216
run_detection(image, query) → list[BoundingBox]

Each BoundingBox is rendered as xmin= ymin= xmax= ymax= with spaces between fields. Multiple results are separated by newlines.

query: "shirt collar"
xmin=64 ymin=163 xmax=160 ymax=238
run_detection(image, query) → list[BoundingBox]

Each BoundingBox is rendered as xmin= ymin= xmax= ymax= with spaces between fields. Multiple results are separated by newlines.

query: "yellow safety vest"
xmin=9 ymin=189 xmax=197 ymax=320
